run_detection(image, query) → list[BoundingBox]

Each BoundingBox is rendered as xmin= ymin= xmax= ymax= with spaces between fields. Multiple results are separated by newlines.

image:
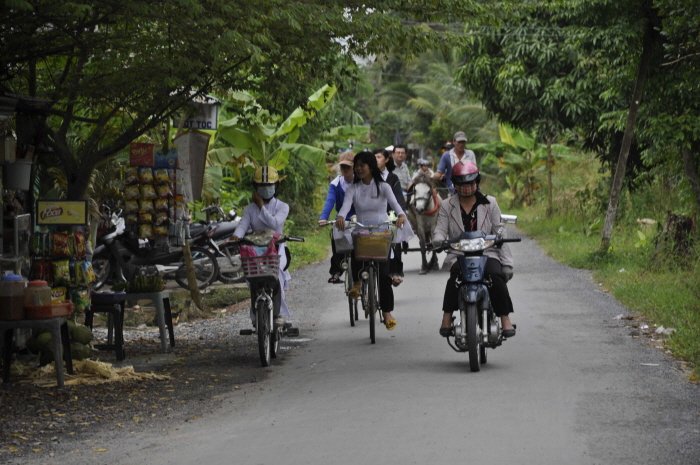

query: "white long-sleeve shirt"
xmin=233 ymin=197 xmax=289 ymax=237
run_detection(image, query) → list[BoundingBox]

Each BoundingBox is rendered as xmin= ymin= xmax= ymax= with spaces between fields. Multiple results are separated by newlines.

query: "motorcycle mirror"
xmin=500 ymin=214 xmax=517 ymax=224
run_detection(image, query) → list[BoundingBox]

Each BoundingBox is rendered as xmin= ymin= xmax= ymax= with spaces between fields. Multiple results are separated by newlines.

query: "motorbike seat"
xmin=211 ymin=221 xmax=238 ymax=239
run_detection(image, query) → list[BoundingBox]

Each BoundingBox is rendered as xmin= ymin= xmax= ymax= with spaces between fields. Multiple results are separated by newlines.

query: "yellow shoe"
xmin=384 ymin=319 xmax=397 ymax=330
xmin=348 ymin=282 xmax=361 ymax=299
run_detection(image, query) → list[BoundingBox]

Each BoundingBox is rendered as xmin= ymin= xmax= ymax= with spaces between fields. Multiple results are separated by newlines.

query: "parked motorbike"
xmin=189 ymin=205 xmax=244 ymax=284
xmin=92 ymin=207 xmax=219 ymax=290
xmin=434 ymin=214 xmax=520 ymax=372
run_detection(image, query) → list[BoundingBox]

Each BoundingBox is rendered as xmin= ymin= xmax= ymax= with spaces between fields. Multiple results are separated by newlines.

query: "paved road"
xmin=89 ymin=231 xmax=700 ymax=464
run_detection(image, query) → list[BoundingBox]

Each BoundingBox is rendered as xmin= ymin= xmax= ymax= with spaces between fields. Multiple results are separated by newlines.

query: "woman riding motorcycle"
xmin=433 ymin=161 xmax=516 ymax=338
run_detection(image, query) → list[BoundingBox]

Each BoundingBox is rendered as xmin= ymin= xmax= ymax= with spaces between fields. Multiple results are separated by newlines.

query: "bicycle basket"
xmin=241 ymin=254 xmax=280 ymax=278
xmin=332 ymin=227 xmax=354 ymax=254
xmin=352 ymin=228 xmax=393 ymax=262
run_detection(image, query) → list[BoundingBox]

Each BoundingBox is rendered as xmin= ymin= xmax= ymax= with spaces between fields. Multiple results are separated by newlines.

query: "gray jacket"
xmin=433 ymin=193 xmax=514 ymax=270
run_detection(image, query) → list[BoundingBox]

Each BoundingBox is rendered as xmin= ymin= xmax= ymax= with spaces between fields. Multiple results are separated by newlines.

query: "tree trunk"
xmin=681 ymin=146 xmax=700 ymax=219
xmin=547 ymin=138 xmax=553 ymax=218
xmin=600 ymin=27 xmax=657 ymax=253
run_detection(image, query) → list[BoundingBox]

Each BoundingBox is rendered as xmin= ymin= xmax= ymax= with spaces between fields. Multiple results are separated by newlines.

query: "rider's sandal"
xmin=385 ymin=319 xmax=397 ymax=331
xmin=328 ymin=274 xmax=343 ymax=284
xmin=439 ymin=327 xmax=453 ymax=337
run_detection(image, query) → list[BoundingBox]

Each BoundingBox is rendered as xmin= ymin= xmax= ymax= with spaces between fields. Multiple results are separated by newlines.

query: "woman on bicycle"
xmin=433 ymin=161 xmax=516 ymax=338
xmin=318 ymin=151 xmax=356 ymax=284
xmin=335 ymin=151 xmax=414 ymax=330
xmin=233 ymin=166 xmax=292 ymax=325
xmin=374 ymin=148 xmax=408 ymax=286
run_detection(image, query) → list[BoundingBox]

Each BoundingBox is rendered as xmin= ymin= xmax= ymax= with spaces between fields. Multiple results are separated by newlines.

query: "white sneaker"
xmin=274 ymin=316 xmax=285 ymax=325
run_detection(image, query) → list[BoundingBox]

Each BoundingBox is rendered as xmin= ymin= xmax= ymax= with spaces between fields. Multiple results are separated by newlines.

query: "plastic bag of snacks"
xmin=139 ymin=200 xmax=154 ymax=213
xmin=139 ymin=167 xmax=154 ymax=184
xmin=53 ymin=260 xmax=71 ymax=286
xmin=139 ymin=212 xmax=153 ymax=223
xmin=125 ymin=167 xmax=140 ymax=185
xmin=155 ymin=169 xmax=170 ymax=184
xmin=139 ymin=224 xmax=154 ymax=239
xmin=155 ymin=198 xmax=169 ymax=212
xmin=154 ymin=225 xmax=168 ymax=236
xmin=125 ymin=185 xmax=141 ymax=200
xmin=74 ymin=232 xmax=86 ymax=259
xmin=70 ymin=288 xmax=90 ymax=313
xmin=141 ymin=184 xmax=157 ymax=200
xmin=81 ymin=261 xmax=97 ymax=284
xmin=155 ymin=212 xmax=169 ymax=225
xmin=126 ymin=213 xmax=138 ymax=224
xmin=157 ymin=184 xmax=173 ymax=198
xmin=51 ymin=287 xmax=67 ymax=305
xmin=125 ymin=200 xmax=140 ymax=213
xmin=52 ymin=233 xmax=73 ymax=258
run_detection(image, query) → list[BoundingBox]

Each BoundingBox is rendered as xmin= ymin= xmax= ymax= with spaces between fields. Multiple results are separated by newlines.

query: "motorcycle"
xmin=237 ymin=229 xmax=303 ymax=366
xmin=434 ymin=214 xmax=520 ymax=372
xmin=92 ymin=206 xmax=219 ymax=290
xmin=189 ymin=205 xmax=244 ymax=284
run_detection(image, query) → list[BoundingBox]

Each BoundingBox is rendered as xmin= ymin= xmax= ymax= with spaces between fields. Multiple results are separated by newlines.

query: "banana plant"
xmin=475 ymin=123 xmax=574 ymax=207
xmin=216 ymin=84 xmax=336 ymax=172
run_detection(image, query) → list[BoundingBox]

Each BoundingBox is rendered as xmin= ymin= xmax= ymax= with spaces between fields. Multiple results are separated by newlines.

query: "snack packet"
xmin=74 ymin=232 xmax=86 ymax=259
xmin=125 ymin=185 xmax=141 ymax=200
xmin=125 ymin=200 xmax=140 ymax=213
xmin=139 ymin=224 xmax=154 ymax=239
xmin=155 ymin=169 xmax=170 ymax=184
xmin=125 ymin=167 xmax=140 ymax=185
xmin=51 ymin=233 xmax=72 ymax=258
xmin=51 ymin=287 xmax=67 ymax=305
xmin=141 ymin=184 xmax=157 ymax=200
xmin=52 ymin=260 xmax=71 ymax=286
xmin=139 ymin=167 xmax=154 ymax=184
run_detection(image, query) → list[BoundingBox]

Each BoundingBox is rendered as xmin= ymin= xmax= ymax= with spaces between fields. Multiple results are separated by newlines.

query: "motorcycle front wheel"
xmin=175 ymin=247 xmax=219 ymax=290
xmin=466 ymin=303 xmax=480 ymax=372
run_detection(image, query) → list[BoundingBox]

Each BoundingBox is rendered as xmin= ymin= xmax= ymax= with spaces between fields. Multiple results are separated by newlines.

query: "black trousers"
xmin=442 ymin=257 xmax=513 ymax=316
xmin=328 ymin=236 xmax=345 ymax=276
xmin=389 ymin=243 xmax=404 ymax=277
xmin=351 ymin=255 xmax=394 ymax=312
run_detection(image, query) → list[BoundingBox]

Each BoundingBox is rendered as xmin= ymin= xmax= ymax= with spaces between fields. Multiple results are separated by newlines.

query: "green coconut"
xmin=72 ymin=325 xmax=93 ymax=345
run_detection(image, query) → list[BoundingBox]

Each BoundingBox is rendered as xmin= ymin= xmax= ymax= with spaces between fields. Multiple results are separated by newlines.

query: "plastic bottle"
xmin=0 ymin=274 xmax=26 ymax=320
xmin=24 ymin=280 xmax=52 ymax=308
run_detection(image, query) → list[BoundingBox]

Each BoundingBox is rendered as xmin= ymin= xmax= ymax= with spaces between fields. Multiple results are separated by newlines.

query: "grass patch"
xmin=286 ymin=226 xmax=331 ymax=272
xmin=515 ymin=203 xmax=700 ymax=377
xmin=202 ymin=286 xmax=250 ymax=309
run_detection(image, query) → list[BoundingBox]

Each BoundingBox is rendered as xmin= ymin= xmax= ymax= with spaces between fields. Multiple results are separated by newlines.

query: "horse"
xmin=407 ymin=172 xmax=442 ymax=274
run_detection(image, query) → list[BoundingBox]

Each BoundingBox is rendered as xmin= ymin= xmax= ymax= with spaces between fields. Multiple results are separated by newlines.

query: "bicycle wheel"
xmin=368 ymin=266 xmax=376 ymax=344
xmin=175 ymin=247 xmax=219 ymax=289
xmin=257 ymin=299 xmax=271 ymax=367
xmin=270 ymin=326 xmax=280 ymax=359
xmin=348 ymin=295 xmax=356 ymax=326
xmin=466 ymin=303 xmax=480 ymax=372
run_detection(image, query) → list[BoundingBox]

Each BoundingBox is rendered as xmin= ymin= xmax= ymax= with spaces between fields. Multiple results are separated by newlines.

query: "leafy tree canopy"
xmin=1 ymin=0 xmax=480 ymax=199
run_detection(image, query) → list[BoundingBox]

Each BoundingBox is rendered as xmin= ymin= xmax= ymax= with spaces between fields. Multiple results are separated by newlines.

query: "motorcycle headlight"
xmin=450 ymin=238 xmax=494 ymax=252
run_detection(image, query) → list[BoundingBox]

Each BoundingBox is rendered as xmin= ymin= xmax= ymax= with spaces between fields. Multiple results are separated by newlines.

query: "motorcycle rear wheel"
xmin=175 ymin=247 xmax=219 ymax=290
xmin=466 ymin=304 xmax=481 ymax=372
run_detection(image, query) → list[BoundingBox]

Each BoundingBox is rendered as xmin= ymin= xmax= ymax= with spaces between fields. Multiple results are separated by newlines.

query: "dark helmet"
xmin=451 ymin=160 xmax=480 ymax=185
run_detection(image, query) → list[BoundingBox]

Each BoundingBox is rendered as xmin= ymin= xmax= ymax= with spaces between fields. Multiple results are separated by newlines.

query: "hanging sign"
xmin=36 ymin=200 xmax=88 ymax=225
xmin=172 ymin=101 xmax=219 ymax=130
xmin=174 ymin=130 xmax=211 ymax=202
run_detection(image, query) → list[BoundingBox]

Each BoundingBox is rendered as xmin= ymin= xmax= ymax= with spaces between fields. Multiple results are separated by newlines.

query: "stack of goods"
xmin=28 ymin=230 xmax=96 ymax=315
xmin=123 ymin=166 xmax=185 ymax=240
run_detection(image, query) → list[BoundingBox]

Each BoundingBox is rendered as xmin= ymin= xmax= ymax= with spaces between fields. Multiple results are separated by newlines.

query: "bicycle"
xmin=237 ymin=229 xmax=303 ymax=367
xmin=348 ymin=220 xmax=394 ymax=344
xmin=322 ymin=222 xmax=359 ymax=327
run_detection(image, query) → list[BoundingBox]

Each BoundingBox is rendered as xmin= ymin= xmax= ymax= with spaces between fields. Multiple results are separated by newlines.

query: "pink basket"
xmin=241 ymin=254 xmax=280 ymax=278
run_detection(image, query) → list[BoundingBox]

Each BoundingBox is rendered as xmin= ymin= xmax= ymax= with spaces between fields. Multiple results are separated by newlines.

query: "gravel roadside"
xmin=0 ymin=254 xmax=333 ymax=464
